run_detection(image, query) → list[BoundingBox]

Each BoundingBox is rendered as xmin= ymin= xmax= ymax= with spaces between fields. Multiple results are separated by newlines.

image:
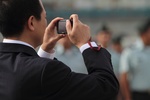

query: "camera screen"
xmin=57 ymin=20 xmax=67 ymax=34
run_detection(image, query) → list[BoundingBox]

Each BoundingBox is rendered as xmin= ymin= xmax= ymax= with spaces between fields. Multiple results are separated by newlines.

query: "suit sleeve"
xmin=41 ymin=48 xmax=119 ymax=100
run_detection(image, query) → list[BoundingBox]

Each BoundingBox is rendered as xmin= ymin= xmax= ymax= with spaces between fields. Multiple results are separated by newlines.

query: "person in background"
xmin=95 ymin=25 xmax=124 ymax=77
xmin=95 ymin=25 xmax=111 ymax=48
xmin=55 ymin=36 xmax=88 ymax=74
xmin=120 ymin=19 xmax=150 ymax=100
xmin=110 ymin=35 xmax=124 ymax=100
xmin=110 ymin=35 xmax=124 ymax=77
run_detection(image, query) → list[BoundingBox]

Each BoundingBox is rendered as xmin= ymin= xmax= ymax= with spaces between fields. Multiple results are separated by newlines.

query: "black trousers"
xmin=132 ymin=91 xmax=150 ymax=100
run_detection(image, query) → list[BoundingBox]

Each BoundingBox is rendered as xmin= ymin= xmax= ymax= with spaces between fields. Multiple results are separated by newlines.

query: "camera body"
xmin=56 ymin=19 xmax=73 ymax=34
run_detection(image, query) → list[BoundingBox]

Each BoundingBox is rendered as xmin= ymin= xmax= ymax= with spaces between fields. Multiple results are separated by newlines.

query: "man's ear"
xmin=27 ymin=16 xmax=35 ymax=31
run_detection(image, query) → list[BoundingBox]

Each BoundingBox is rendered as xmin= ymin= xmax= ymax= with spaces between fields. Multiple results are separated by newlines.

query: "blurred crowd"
xmin=55 ymin=19 xmax=150 ymax=100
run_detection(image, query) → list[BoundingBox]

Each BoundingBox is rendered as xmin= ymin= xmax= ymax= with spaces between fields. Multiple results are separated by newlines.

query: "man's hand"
xmin=41 ymin=17 xmax=66 ymax=53
xmin=66 ymin=14 xmax=91 ymax=48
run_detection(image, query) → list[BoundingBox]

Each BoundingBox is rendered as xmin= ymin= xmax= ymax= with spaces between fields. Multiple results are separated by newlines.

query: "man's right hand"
xmin=66 ymin=14 xmax=91 ymax=48
xmin=41 ymin=17 xmax=65 ymax=53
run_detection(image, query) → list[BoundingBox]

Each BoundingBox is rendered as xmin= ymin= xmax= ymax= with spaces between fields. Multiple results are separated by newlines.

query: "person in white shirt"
xmin=55 ymin=36 xmax=88 ymax=74
xmin=120 ymin=19 xmax=150 ymax=100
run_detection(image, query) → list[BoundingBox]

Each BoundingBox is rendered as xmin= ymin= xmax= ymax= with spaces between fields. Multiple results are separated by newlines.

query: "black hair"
xmin=97 ymin=24 xmax=111 ymax=35
xmin=112 ymin=35 xmax=123 ymax=45
xmin=0 ymin=0 xmax=43 ymax=37
xmin=138 ymin=19 xmax=150 ymax=35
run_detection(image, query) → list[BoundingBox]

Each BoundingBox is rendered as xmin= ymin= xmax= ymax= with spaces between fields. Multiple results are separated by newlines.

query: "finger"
xmin=70 ymin=14 xmax=79 ymax=24
xmin=61 ymin=34 xmax=66 ymax=37
xmin=54 ymin=34 xmax=66 ymax=42
xmin=59 ymin=34 xmax=66 ymax=38
xmin=66 ymin=20 xmax=72 ymax=34
xmin=47 ymin=17 xmax=64 ymax=31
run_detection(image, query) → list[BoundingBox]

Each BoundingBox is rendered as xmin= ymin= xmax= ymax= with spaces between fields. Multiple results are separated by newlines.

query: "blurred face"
xmin=96 ymin=32 xmax=111 ymax=48
xmin=141 ymin=27 xmax=150 ymax=46
xmin=145 ymin=28 xmax=150 ymax=45
xmin=112 ymin=44 xmax=123 ymax=53
xmin=34 ymin=0 xmax=47 ymax=46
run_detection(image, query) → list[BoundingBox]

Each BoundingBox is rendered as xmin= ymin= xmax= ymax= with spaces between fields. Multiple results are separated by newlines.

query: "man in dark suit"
xmin=0 ymin=0 xmax=119 ymax=100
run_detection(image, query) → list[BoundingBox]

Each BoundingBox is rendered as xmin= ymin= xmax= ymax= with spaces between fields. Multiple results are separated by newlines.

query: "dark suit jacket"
xmin=0 ymin=43 xmax=119 ymax=100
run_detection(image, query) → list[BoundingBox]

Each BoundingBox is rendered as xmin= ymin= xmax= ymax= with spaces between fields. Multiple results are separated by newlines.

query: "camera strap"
xmin=88 ymin=37 xmax=101 ymax=51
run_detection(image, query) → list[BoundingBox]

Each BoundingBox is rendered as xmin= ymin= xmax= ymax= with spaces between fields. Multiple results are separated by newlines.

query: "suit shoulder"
xmin=27 ymin=57 xmax=60 ymax=68
xmin=18 ymin=54 xmax=61 ymax=72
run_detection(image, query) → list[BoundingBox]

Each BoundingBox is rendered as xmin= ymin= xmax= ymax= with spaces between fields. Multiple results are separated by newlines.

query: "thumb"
xmin=66 ymin=20 xmax=72 ymax=34
xmin=54 ymin=34 xmax=66 ymax=42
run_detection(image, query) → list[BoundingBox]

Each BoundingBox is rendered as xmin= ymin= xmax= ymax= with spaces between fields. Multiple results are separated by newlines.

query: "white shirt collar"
xmin=3 ymin=39 xmax=34 ymax=49
xmin=134 ymin=38 xmax=150 ymax=51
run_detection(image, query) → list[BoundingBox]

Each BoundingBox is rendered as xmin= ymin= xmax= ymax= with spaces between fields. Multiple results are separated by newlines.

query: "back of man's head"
xmin=0 ymin=0 xmax=42 ymax=38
